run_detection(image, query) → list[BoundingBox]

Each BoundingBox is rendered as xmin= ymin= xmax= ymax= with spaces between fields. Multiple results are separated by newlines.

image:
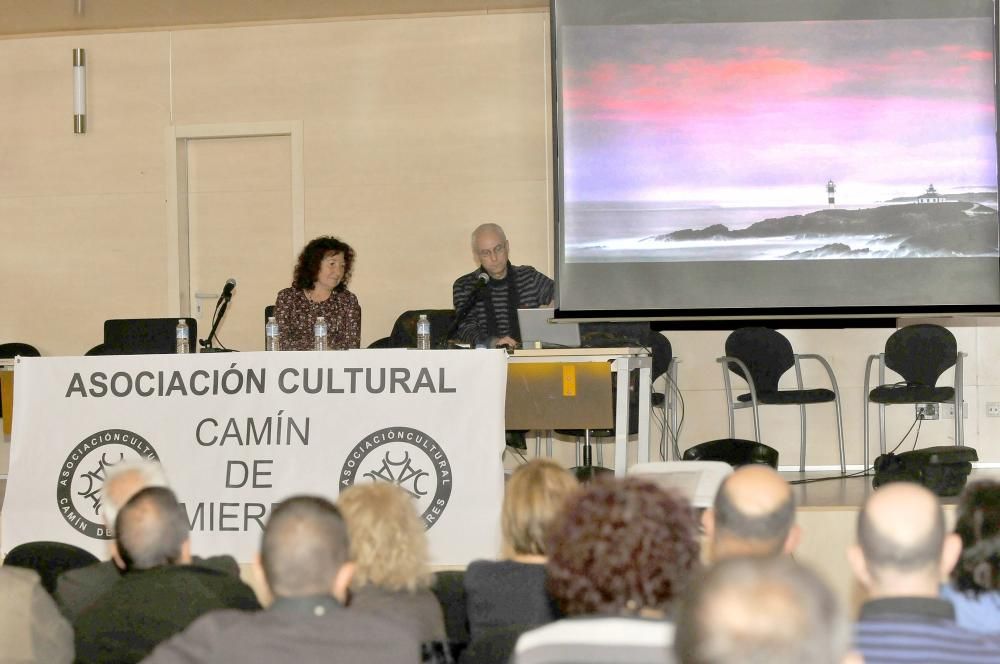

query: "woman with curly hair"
xmin=464 ymin=460 xmax=578 ymax=640
xmin=273 ymin=236 xmax=360 ymax=350
xmin=512 ymin=477 xmax=700 ymax=664
xmin=941 ymin=480 xmax=1000 ymax=633
xmin=337 ymin=483 xmax=448 ymax=660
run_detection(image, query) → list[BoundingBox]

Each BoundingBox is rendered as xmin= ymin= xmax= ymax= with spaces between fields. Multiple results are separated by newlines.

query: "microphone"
xmin=201 ymin=278 xmax=237 ymax=352
xmin=447 ymin=272 xmax=491 ymax=340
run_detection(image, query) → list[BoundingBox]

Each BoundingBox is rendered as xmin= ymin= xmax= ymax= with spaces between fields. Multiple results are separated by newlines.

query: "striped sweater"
xmin=854 ymin=597 xmax=1000 ymax=663
xmin=451 ymin=264 xmax=554 ymax=346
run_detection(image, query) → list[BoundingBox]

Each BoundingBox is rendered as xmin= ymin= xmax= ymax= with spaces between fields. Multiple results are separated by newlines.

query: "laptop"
xmin=517 ymin=308 xmax=581 ymax=348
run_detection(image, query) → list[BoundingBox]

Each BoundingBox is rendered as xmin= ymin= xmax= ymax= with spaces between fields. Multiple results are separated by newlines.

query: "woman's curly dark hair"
xmin=292 ymin=236 xmax=355 ymax=292
xmin=545 ymin=477 xmax=700 ymax=617
xmin=952 ymin=480 xmax=1000 ymax=596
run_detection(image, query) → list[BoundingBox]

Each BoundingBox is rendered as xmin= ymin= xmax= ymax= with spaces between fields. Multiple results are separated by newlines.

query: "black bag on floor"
xmin=873 ymin=445 xmax=977 ymax=496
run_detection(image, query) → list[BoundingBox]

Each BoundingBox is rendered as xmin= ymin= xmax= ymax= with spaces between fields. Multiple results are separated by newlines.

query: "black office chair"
xmin=3 ymin=540 xmax=99 ymax=595
xmin=863 ymin=324 xmax=965 ymax=470
xmin=717 ymin=328 xmax=845 ymax=473
xmin=103 ymin=318 xmax=197 ymax=355
xmin=431 ymin=570 xmax=469 ymax=661
xmin=556 ymin=324 xmax=673 ymax=481
xmin=368 ymin=309 xmax=456 ymax=349
xmin=0 ymin=343 xmax=40 ymax=359
xmin=0 ymin=342 xmax=40 ymax=419
xmin=459 ymin=624 xmax=534 ymax=664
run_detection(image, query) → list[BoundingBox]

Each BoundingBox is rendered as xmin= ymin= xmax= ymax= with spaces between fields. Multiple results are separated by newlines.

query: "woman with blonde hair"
xmin=337 ymin=482 xmax=447 ymax=657
xmin=464 ymin=459 xmax=579 ymax=641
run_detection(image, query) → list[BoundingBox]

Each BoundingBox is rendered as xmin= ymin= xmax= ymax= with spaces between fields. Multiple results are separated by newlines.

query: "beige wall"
xmin=1 ymin=12 xmax=552 ymax=355
xmin=3 ymin=11 xmax=999 ymax=465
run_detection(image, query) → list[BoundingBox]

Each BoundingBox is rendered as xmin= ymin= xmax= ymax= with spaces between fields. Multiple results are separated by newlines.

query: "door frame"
xmin=165 ymin=121 xmax=305 ymax=316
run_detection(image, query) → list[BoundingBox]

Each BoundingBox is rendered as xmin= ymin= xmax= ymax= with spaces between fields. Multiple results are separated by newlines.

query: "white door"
xmin=185 ymin=135 xmax=294 ymax=352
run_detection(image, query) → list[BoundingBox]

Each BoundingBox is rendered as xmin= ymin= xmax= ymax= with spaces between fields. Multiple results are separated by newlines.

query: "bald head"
xmin=261 ymin=496 xmax=353 ymax=600
xmin=676 ymin=557 xmax=850 ymax=664
xmin=102 ymin=461 xmax=169 ymax=529
xmin=114 ymin=486 xmax=190 ymax=571
xmin=708 ymin=465 xmax=797 ymax=560
xmin=856 ymin=483 xmax=946 ymax=584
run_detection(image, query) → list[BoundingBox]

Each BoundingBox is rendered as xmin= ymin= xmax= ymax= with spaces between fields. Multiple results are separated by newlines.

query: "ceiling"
xmin=0 ymin=0 xmax=549 ymax=38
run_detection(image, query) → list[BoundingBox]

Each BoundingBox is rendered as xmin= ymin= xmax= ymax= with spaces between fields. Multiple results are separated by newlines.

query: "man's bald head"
xmin=102 ymin=460 xmax=169 ymax=529
xmin=114 ymin=486 xmax=190 ymax=571
xmin=261 ymin=496 xmax=352 ymax=599
xmin=708 ymin=464 xmax=797 ymax=560
xmin=857 ymin=482 xmax=945 ymax=579
xmin=675 ymin=557 xmax=851 ymax=664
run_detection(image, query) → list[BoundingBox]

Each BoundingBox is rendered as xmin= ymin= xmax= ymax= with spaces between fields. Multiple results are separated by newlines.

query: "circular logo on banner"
xmin=340 ymin=427 xmax=453 ymax=530
xmin=56 ymin=429 xmax=160 ymax=540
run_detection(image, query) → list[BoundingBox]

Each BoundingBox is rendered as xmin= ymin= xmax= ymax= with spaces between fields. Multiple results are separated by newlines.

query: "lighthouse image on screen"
xmin=561 ymin=16 xmax=999 ymax=262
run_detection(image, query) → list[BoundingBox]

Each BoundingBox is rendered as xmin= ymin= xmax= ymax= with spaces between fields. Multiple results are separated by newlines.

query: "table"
xmin=510 ymin=347 xmax=652 ymax=476
xmin=0 ymin=358 xmax=13 ymax=438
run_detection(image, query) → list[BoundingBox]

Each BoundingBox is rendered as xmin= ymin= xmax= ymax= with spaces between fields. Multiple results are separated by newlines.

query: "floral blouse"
xmin=273 ymin=287 xmax=361 ymax=351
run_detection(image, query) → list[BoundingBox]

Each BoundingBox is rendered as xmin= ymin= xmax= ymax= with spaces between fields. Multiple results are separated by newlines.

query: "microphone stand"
xmin=447 ymin=282 xmax=487 ymax=344
xmin=199 ymin=294 xmax=234 ymax=353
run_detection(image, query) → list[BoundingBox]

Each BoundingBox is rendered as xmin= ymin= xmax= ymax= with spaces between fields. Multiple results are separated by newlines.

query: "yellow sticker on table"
xmin=562 ymin=365 xmax=576 ymax=396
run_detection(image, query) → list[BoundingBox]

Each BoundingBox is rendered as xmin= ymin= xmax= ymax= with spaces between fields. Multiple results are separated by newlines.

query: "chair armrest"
xmin=862 ymin=353 xmax=882 ymax=401
xmin=716 ymin=355 xmax=758 ymax=404
xmin=794 ymin=353 xmax=841 ymax=396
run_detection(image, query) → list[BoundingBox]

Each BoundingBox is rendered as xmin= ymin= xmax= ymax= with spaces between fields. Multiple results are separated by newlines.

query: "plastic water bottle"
xmin=175 ymin=319 xmax=189 ymax=354
xmin=416 ymin=314 xmax=431 ymax=350
xmin=314 ymin=316 xmax=328 ymax=351
xmin=265 ymin=316 xmax=280 ymax=351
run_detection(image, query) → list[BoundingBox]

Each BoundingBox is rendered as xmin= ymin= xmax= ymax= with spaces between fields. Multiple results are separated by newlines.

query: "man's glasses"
xmin=477 ymin=243 xmax=507 ymax=260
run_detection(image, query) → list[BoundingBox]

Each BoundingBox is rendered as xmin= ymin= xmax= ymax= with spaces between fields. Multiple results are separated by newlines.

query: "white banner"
xmin=1 ymin=350 xmax=507 ymax=565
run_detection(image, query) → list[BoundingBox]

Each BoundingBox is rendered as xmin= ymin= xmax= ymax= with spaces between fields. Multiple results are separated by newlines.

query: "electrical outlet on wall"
xmin=915 ymin=403 xmax=939 ymax=420
xmin=987 ymin=402 xmax=1000 ymax=418
xmin=941 ymin=402 xmax=968 ymax=419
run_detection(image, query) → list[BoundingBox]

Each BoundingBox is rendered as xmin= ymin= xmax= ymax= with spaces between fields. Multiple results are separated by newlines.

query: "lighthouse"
xmin=827 ymin=180 xmax=836 ymax=207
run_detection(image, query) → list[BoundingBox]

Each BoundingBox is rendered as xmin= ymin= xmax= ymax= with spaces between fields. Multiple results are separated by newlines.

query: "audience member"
xmin=73 ymin=487 xmax=259 ymax=663
xmin=675 ymin=556 xmax=858 ymax=664
xmin=55 ymin=460 xmax=239 ymax=621
xmin=941 ymin=480 xmax=1000 ymax=633
xmin=337 ymin=482 xmax=448 ymax=660
xmin=850 ymin=482 xmax=1000 ymax=663
xmin=513 ymin=478 xmax=700 ymax=664
xmin=452 ymin=223 xmax=554 ymax=349
xmin=465 ymin=460 xmax=577 ymax=639
xmin=143 ymin=495 xmax=419 ymax=664
xmin=702 ymin=464 xmax=798 ymax=562
xmin=460 ymin=460 xmax=577 ymax=664
xmin=0 ymin=566 xmax=73 ymax=664
xmin=274 ymin=235 xmax=361 ymax=350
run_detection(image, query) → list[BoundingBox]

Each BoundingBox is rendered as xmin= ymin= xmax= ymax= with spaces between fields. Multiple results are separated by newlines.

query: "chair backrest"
xmin=627 ymin=461 xmax=733 ymax=508
xmin=579 ymin=322 xmax=672 ymax=380
xmin=431 ymin=569 xmax=469 ymax=652
xmin=103 ymin=318 xmax=197 ymax=355
xmin=724 ymin=327 xmax=794 ymax=393
xmin=884 ymin=324 xmax=957 ymax=387
xmin=386 ymin=309 xmax=456 ymax=349
xmin=3 ymin=541 xmax=99 ymax=595
xmin=0 ymin=343 xmax=41 ymax=359
xmin=459 ymin=624 xmax=533 ymax=664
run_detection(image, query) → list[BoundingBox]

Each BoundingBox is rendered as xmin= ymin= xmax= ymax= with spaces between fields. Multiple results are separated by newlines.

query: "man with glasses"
xmin=452 ymin=223 xmax=554 ymax=349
